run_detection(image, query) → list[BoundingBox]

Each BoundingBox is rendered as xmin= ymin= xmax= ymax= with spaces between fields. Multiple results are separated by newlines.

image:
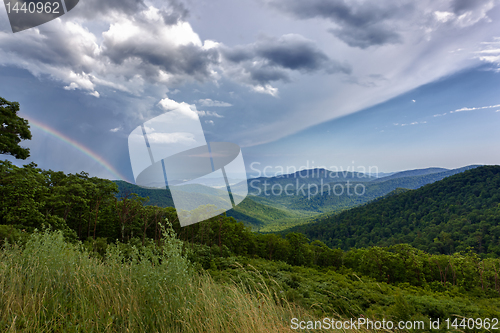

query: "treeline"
xmin=285 ymin=165 xmax=500 ymax=256
xmin=0 ymin=160 xmax=164 ymax=243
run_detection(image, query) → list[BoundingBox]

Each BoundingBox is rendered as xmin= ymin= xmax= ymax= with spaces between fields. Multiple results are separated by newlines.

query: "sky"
xmin=1 ymin=0 xmax=500 ymax=182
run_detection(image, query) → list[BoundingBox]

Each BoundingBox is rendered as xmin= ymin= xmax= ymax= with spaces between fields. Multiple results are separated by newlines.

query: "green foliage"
xmin=0 ymin=226 xmax=191 ymax=331
xmin=0 ymin=96 xmax=32 ymax=160
xmin=206 ymin=257 xmax=500 ymax=329
xmin=0 ymin=224 xmax=27 ymax=245
xmin=0 ymin=229 xmax=319 ymax=332
xmin=0 ymin=160 xmax=147 ymax=242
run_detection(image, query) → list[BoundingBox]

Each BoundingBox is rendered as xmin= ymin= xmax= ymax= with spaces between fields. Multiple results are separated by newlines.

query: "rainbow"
xmin=24 ymin=116 xmax=131 ymax=182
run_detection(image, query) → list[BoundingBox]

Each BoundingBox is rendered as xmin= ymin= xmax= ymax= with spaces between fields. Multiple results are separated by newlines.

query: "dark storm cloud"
xmin=101 ymin=38 xmax=219 ymax=83
xmin=255 ymin=36 xmax=331 ymax=71
xmin=329 ymin=24 xmax=402 ymax=49
xmin=268 ymin=0 xmax=412 ymax=48
xmin=248 ymin=66 xmax=290 ymax=84
xmin=222 ymin=46 xmax=254 ymax=63
xmin=452 ymin=0 xmax=493 ymax=14
xmin=220 ymin=35 xmax=350 ymax=87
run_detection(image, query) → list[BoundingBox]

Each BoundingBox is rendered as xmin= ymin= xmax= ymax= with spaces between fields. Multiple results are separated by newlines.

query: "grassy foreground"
xmin=0 ymin=229 xmax=375 ymax=333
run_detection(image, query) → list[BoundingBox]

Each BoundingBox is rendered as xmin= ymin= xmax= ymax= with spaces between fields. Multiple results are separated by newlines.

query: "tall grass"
xmin=0 ymin=226 xmax=372 ymax=332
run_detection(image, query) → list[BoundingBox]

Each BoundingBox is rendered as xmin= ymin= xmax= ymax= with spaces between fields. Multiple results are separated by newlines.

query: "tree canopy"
xmin=0 ymin=96 xmax=32 ymax=159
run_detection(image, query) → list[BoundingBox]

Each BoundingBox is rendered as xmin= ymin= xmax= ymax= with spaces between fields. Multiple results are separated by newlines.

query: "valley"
xmin=115 ymin=164 xmax=482 ymax=232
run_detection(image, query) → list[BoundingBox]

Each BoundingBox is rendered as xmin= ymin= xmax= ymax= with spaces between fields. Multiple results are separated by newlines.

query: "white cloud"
xmin=197 ymin=98 xmax=232 ymax=107
xmin=203 ymin=40 xmax=220 ymax=50
xmin=205 ymin=120 xmax=214 ymax=125
xmin=394 ymin=121 xmax=427 ymax=126
xmin=158 ymin=97 xmax=199 ymax=120
xmin=196 ymin=110 xmax=223 ymax=118
xmin=252 ymin=84 xmax=279 ymax=96
xmin=434 ymin=11 xmax=455 ymax=23
xmin=110 ymin=126 xmax=122 ymax=132
xmin=477 ymin=37 xmax=500 ymax=69
xmin=449 ymin=103 xmax=500 ymax=113
xmin=147 ymin=132 xmax=196 ymax=144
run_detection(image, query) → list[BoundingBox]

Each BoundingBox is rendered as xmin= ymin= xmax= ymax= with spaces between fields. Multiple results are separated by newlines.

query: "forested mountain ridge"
xmin=283 ymin=165 xmax=500 ymax=256
xmin=373 ymin=167 xmax=449 ymax=181
xmin=248 ymin=165 xmax=481 ymax=214
xmin=370 ymin=165 xmax=480 ymax=186
xmin=232 ymin=168 xmax=374 ymax=195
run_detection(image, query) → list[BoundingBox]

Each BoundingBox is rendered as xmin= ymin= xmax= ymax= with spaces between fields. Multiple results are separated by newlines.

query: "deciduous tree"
xmin=0 ymin=96 xmax=32 ymax=159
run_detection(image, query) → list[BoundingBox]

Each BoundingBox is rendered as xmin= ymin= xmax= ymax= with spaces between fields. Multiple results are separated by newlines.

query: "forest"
xmin=285 ymin=166 xmax=500 ymax=256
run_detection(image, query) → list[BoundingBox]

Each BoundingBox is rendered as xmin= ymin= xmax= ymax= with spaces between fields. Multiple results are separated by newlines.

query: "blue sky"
xmin=1 ymin=0 xmax=500 ymax=182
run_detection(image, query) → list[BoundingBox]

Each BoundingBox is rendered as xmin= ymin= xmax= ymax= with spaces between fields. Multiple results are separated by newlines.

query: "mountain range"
xmin=115 ymin=164 xmax=481 ymax=232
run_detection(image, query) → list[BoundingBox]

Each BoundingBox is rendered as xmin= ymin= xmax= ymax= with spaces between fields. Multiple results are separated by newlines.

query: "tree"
xmin=286 ymin=232 xmax=311 ymax=266
xmin=0 ymin=96 xmax=32 ymax=159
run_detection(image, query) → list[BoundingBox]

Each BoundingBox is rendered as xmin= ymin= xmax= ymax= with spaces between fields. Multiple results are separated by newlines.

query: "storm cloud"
xmin=267 ymin=0 xmax=412 ymax=48
xmin=220 ymin=34 xmax=350 ymax=93
xmin=0 ymin=1 xmax=202 ymax=95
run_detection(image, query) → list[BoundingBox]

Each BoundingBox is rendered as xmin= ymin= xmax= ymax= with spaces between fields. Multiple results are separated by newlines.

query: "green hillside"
xmin=283 ymin=165 xmax=500 ymax=256
xmin=114 ymin=180 xmax=312 ymax=231
xmin=226 ymin=197 xmax=316 ymax=231
xmin=114 ymin=180 xmax=175 ymax=206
